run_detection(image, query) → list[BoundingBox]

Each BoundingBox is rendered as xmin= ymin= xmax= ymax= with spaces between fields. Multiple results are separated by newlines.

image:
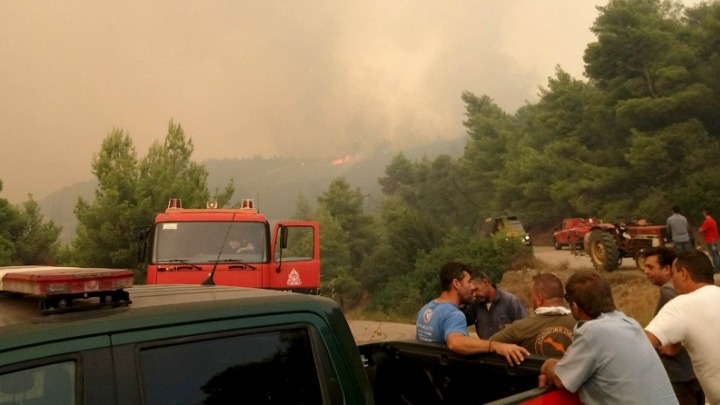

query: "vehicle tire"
xmin=553 ymin=238 xmax=561 ymax=250
xmin=100 ymin=293 xmax=114 ymax=304
xmin=56 ymin=298 xmax=71 ymax=309
xmin=587 ymin=230 xmax=620 ymax=272
xmin=583 ymin=232 xmax=593 ymax=254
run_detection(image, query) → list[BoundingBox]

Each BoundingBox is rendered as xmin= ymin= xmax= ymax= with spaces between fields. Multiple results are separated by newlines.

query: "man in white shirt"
xmin=645 ymin=250 xmax=720 ymax=404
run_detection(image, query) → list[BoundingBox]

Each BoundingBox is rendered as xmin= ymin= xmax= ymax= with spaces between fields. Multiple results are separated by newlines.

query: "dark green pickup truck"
xmin=0 ymin=284 xmax=575 ymax=404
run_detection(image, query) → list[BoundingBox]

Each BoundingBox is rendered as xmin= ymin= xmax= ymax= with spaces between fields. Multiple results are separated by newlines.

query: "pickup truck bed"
xmin=360 ymin=341 xmax=552 ymax=404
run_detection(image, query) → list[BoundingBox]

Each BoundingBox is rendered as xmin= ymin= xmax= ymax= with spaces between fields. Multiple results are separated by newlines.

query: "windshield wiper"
xmin=156 ymin=259 xmax=202 ymax=271
xmin=212 ymin=258 xmax=257 ymax=270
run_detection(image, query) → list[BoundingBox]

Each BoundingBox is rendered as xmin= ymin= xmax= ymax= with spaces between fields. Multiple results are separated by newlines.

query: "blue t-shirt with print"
xmin=416 ymin=300 xmax=468 ymax=343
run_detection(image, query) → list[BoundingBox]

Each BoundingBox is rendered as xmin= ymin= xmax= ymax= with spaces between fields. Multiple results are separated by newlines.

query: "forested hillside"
xmin=39 ymin=137 xmax=465 ymax=242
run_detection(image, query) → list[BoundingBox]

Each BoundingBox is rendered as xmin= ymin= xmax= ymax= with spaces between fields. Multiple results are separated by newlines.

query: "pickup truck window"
xmin=139 ymin=327 xmax=325 ymax=405
xmin=0 ymin=361 xmax=75 ymax=404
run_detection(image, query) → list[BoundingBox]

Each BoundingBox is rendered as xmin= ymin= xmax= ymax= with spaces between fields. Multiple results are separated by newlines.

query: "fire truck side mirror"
xmin=137 ymin=226 xmax=151 ymax=262
xmin=279 ymin=227 xmax=289 ymax=250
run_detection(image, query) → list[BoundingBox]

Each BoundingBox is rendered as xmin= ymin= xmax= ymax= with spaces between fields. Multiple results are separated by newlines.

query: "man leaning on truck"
xmin=489 ymin=273 xmax=575 ymax=357
xmin=539 ymin=271 xmax=677 ymax=404
xmin=416 ymin=262 xmax=529 ymax=366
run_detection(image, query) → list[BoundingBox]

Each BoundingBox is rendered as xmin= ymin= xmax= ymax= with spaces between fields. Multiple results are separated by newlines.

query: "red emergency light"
xmin=241 ymin=199 xmax=254 ymax=209
xmin=167 ymin=198 xmax=182 ymax=209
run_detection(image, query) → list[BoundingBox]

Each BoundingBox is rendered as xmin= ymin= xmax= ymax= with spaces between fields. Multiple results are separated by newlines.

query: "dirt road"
xmin=348 ymin=320 xmax=416 ymax=344
xmin=533 ymin=245 xmax=639 ymax=270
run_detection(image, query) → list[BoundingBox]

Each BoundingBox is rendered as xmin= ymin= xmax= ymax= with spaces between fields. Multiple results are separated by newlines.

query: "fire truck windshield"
xmin=152 ymin=222 xmax=267 ymax=264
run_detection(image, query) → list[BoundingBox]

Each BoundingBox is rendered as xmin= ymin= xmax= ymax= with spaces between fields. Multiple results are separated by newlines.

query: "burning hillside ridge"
xmin=331 ymin=154 xmax=362 ymax=166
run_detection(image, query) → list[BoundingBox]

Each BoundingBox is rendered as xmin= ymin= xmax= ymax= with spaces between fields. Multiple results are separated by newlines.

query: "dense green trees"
xmin=64 ymin=121 xmax=234 ymax=280
xmin=459 ymin=0 xmax=720 ymax=228
xmin=0 ymin=180 xmax=61 ymax=266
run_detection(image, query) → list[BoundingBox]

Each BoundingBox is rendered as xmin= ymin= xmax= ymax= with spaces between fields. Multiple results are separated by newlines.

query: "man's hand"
xmin=539 ymin=358 xmax=564 ymax=389
xmin=492 ymin=341 xmax=530 ymax=366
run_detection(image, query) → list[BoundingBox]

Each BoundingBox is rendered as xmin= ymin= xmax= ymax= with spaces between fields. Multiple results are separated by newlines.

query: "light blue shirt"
xmin=416 ymin=300 xmax=467 ymax=343
xmin=555 ymin=311 xmax=677 ymax=404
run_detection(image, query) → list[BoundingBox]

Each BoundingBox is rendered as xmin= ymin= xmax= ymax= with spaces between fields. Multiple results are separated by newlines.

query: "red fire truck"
xmin=139 ymin=198 xmax=320 ymax=294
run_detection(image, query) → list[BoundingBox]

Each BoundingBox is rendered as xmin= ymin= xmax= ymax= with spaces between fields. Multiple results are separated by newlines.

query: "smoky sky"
xmin=0 ymin=1 xmax=639 ymax=203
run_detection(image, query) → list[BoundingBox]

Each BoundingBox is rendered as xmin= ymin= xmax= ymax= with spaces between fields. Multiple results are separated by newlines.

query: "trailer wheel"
xmin=100 ymin=294 xmax=114 ymax=304
xmin=56 ymin=298 xmax=71 ymax=309
xmin=44 ymin=297 xmax=71 ymax=310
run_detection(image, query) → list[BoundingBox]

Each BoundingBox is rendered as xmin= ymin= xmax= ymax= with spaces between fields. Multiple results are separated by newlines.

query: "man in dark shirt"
xmin=465 ymin=271 xmax=527 ymax=339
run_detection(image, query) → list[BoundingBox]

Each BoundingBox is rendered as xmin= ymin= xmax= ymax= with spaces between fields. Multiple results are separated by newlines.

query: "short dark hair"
xmin=565 ymin=271 xmax=616 ymax=319
xmin=671 ymin=205 xmax=680 ymax=213
xmin=675 ymin=250 xmax=715 ymax=284
xmin=532 ymin=273 xmax=564 ymax=300
xmin=641 ymin=246 xmax=676 ymax=268
xmin=439 ymin=262 xmax=473 ymax=291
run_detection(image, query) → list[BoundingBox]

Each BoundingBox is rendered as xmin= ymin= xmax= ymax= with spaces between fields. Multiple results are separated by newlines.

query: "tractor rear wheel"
xmin=587 ymin=230 xmax=620 ymax=272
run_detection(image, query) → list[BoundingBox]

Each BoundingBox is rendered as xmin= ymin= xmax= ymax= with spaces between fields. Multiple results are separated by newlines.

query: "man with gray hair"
xmin=464 ymin=271 xmax=526 ymax=339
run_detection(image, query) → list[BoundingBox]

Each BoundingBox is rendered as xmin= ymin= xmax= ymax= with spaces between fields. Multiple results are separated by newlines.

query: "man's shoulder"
xmin=578 ymin=311 xmax=635 ymax=334
xmin=422 ymin=301 xmax=462 ymax=315
xmin=692 ymin=284 xmax=720 ymax=299
xmin=507 ymin=312 xmax=574 ymax=328
xmin=496 ymin=288 xmax=522 ymax=302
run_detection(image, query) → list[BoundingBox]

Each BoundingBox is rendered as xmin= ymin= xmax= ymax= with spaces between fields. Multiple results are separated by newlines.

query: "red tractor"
xmin=552 ymin=218 xmax=607 ymax=250
xmin=554 ymin=218 xmax=667 ymax=271
xmin=587 ymin=222 xmax=668 ymax=271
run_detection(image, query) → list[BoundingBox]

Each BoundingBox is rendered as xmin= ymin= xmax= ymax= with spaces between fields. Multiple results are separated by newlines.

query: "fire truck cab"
xmin=139 ymin=198 xmax=320 ymax=294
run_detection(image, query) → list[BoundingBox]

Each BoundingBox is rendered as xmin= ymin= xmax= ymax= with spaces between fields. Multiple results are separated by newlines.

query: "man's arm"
xmin=488 ymin=325 xmax=515 ymax=344
xmin=644 ymin=330 xmax=682 ymax=356
xmin=539 ymin=358 xmax=565 ymax=389
xmin=446 ymin=332 xmax=529 ymax=366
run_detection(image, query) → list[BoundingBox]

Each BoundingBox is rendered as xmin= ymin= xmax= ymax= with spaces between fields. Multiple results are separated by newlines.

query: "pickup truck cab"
xmin=0 ymin=283 xmax=576 ymax=404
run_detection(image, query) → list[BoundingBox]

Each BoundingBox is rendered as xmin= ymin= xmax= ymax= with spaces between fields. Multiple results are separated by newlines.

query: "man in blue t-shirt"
xmin=416 ymin=262 xmax=528 ymax=366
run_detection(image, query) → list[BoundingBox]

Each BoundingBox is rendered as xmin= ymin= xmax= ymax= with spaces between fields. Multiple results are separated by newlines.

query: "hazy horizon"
xmin=0 ymin=1 xmax=699 ymax=204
